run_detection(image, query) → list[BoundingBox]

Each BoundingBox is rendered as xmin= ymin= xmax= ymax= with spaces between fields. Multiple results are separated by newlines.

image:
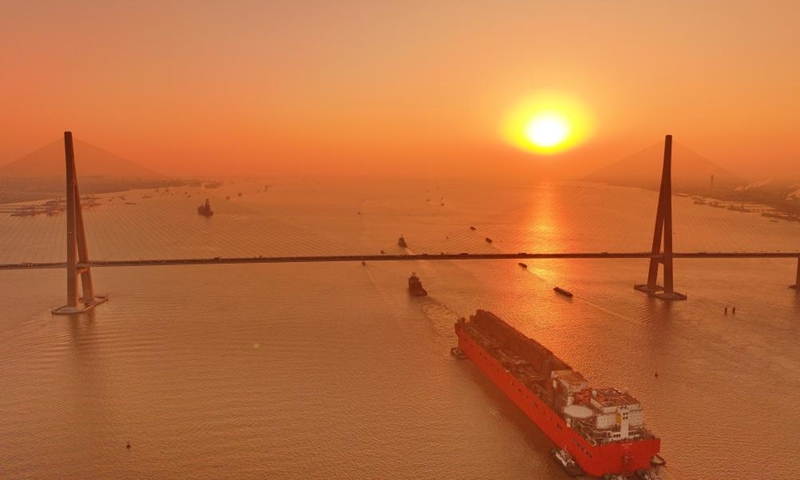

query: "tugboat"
xmin=197 ymin=199 xmax=214 ymax=217
xmin=551 ymin=448 xmax=584 ymax=477
xmin=398 ymin=235 xmax=408 ymax=248
xmin=408 ymin=272 xmax=427 ymax=296
xmin=637 ymin=469 xmax=663 ymax=480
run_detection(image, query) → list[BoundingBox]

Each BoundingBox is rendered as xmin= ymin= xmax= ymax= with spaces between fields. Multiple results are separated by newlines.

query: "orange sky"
xmin=1 ymin=1 xmax=798 ymax=178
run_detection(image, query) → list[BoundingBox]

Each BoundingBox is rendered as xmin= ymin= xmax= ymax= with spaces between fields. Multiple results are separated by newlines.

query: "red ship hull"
xmin=456 ymin=322 xmax=660 ymax=477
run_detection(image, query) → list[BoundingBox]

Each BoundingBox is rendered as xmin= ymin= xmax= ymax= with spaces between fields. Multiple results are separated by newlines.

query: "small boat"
xmin=485 ymin=237 xmax=492 ymax=243
xmin=637 ymin=470 xmax=663 ymax=480
xmin=450 ymin=347 xmax=467 ymax=359
xmin=408 ymin=272 xmax=427 ymax=296
xmin=197 ymin=199 xmax=214 ymax=217
xmin=398 ymin=235 xmax=407 ymax=248
xmin=469 ymin=226 xmax=476 ymax=231
xmin=551 ymin=448 xmax=583 ymax=477
xmin=518 ymin=262 xmax=528 ymax=268
xmin=553 ymin=287 xmax=573 ymax=297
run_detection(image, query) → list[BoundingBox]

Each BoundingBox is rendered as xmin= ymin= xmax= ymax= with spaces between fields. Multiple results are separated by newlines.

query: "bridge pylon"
xmin=634 ymin=135 xmax=687 ymax=301
xmin=52 ymin=132 xmax=108 ymax=315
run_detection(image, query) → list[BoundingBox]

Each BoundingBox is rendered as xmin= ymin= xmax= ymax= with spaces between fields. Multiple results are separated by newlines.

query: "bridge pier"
xmin=634 ymin=135 xmax=687 ymax=300
xmin=52 ymin=132 xmax=108 ymax=315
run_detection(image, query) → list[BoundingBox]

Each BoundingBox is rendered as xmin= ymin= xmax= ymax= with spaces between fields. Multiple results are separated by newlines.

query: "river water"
xmin=1 ymin=179 xmax=799 ymax=479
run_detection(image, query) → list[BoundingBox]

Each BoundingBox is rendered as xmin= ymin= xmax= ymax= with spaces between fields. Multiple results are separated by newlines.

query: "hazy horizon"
xmin=2 ymin=134 xmax=799 ymax=186
xmin=2 ymin=1 xmax=799 ymax=179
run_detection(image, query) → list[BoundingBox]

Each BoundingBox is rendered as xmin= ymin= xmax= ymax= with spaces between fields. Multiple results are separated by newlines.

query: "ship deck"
xmin=461 ymin=323 xmax=552 ymax=386
xmin=460 ymin=312 xmax=658 ymax=446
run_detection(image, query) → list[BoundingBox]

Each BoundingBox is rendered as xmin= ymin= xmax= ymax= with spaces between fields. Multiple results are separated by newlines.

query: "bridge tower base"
xmin=634 ymin=135 xmax=687 ymax=301
xmin=52 ymin=131 xmax=108 ymax=315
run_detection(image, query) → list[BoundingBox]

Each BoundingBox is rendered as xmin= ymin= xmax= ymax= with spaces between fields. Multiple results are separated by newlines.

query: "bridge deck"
xmin=1 ymin=251 xmax=798 ymax=271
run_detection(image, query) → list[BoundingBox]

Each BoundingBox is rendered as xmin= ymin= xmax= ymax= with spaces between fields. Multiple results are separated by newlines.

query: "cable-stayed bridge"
xmin=0 ymin=133 xmax=798 ymax=313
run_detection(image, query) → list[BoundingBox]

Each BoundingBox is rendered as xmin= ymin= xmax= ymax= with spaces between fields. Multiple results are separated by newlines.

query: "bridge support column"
xmin=52 ymin=132 xmax=108 ymax=314
xmin=634 ymin=135 xmax=687 ymax=300
xmin=791 ymin=257 xmax=799 ymax=290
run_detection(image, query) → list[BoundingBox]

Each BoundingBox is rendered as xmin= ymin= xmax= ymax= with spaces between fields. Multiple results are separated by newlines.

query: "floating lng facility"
xmin=454 ymin=310 xmax=663 ymax=478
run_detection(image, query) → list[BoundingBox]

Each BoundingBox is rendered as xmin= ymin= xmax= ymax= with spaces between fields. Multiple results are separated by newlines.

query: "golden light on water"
xmin=503 ymin=93 xmax=593 ymax=155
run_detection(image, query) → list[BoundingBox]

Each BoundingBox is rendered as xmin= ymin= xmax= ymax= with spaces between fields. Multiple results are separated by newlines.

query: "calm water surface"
xmin=1 ymin=180 xmax=799 ymax=479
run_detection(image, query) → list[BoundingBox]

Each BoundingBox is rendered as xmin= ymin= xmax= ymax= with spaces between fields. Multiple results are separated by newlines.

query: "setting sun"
xmin=524 ymin=113 xmax=570 ymax=148
xmin=503 ymin=92 xmax=593 ymax=155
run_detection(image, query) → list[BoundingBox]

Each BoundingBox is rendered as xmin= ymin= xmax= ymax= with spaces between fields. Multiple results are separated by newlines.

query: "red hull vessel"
xmin=455 ymin=310 xmax=662 ymax=478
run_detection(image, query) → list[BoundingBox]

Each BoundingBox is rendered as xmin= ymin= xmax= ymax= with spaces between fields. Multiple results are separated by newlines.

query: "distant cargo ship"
xmin=198 ymin=199 xmax=214 ymax=217
xmin=454 ymin=310 xmax=663 ymax=478
xmin=554 ymin=286 xmax=573 ymax=297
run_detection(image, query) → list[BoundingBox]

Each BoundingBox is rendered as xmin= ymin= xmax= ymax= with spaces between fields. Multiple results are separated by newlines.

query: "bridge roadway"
xmin=1 ymin=251 xmax=799 ymax=271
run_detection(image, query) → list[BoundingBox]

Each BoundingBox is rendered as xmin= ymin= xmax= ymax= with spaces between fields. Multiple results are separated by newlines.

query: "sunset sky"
xmin=1 ymin=1 xmax=798 ymax=177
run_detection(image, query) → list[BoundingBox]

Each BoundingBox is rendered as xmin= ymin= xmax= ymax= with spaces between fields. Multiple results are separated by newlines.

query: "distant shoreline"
xmin=0 ymin=177 xmax=195 ymax=206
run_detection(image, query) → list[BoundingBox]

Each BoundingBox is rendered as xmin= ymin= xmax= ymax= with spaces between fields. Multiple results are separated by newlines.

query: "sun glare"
xmin=525 ymin=114 xmax=569 ymax=148
xmin=503 ymin=93 xmax=593 ymax=155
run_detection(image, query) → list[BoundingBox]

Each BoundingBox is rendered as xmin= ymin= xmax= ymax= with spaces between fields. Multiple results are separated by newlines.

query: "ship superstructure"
xmin=454 ymin=310 xmax=662 ymax=478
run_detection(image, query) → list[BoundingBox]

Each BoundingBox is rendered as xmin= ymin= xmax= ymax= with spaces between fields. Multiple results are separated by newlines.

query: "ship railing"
xmin=575 ymin=420 xmax=612 ymax=445
xmin=577 ymin=421 xmax=654 ymax=445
